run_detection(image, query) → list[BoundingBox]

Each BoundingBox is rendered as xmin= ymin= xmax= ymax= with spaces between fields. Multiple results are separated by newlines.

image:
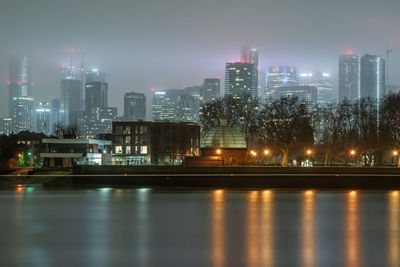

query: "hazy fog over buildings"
xmin=0 ymin=0 xmax=399 ymax=120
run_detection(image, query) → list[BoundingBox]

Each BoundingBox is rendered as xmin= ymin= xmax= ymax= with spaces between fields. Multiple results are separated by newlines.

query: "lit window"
xmin=115 ymin=146 xmax=123 ymax=154
xmin=126 ymin=146 xmax=131 ymax=154
xmin=140 ymin=146 xmax=148 ymax=154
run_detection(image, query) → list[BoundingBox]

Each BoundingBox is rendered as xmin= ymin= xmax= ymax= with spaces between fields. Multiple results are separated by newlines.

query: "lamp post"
xmin=350 ymin=149 xmax=356 ymax=166
xmin=264 ymin=149 xmax=270 ymax=165
xmin=305 ymin=149 xmax=313 ymax=167
xmin=216 ymin=148 xmax=222 ymax=165
xmin=394 ymin=150 xmax=399 ymax=167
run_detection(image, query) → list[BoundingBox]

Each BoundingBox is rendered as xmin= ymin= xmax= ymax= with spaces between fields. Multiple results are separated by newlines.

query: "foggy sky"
xmin=1 ymin=0 xmax=400 ymax=118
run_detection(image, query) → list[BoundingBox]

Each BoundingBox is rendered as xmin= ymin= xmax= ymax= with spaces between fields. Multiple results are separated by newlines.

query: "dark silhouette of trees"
xmin=200 ymin=93 xmax=259 ymax=147
xmin=257 ymin=96 xmax=313 ymax=166
xmin=381 ymin=93 xmax=400 ymax=167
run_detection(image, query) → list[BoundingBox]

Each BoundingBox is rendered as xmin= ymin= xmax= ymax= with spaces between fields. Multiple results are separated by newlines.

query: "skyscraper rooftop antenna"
xmin=386 ymin=49 xmax=392 ymax=85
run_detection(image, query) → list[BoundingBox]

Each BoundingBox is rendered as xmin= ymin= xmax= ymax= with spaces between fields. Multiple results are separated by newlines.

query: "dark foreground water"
xmin=1 ymin=187 xmax=399 ymax=267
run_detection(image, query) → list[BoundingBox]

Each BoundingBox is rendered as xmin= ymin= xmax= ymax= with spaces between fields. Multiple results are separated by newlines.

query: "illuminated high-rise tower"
xmin=8 ymin=55 xmax=20 ymax=117
xmin=20 ymin=56 xmax=32 ymax=97
xmin=241 ymin=45 xmax=259 ymax=66
xmin=60 ymin=65 xmax=83 ymax=128
xmin=299 ymin=72 xmax=334 ymax=106
xmin=265 ymin=66 xmax=298 ymax=100
xmin=339 ymin=53 xmax=361 ymax=101
xmin=225 ymin=62 xmax=258 ymax=99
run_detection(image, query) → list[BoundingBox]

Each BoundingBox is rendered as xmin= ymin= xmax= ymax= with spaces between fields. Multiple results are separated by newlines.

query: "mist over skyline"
xmin=1 ymin=0 xmax=399 ymax=118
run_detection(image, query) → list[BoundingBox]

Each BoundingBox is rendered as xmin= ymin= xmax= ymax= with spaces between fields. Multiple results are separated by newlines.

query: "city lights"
xmin=306 ymin=149 xmax=312 ymax=156
xmin=216 ymin=149 xmax=222 ymax=155
xmin=250 ymin=150 xmax=257 ymax=157
xmin=394 ymin=151 xmax=399 ymax=156
xmin=264 ymin=149 xmax=270 ymax=156
xmin=350 ymin=150 xmax=356 ymax=156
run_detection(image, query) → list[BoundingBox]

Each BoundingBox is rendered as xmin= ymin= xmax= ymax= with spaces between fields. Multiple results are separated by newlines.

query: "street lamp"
xmin=394 ymin=151 xmax=398 ymax=156
xmin=306 ymin=149 xmax=312 ymax=156
xmin=264 ymin=149 xmax=270 ymax=156
xmin=350 ymin=149 xmax=356 ymax=166
xmin=216 ymin=149 xmax=222 ymax=155
xmin=250 ymin=150 xmax=257 ymax=157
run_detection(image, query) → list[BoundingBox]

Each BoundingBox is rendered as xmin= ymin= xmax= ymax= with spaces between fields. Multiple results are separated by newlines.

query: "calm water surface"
xmin=0 ymin=187 xmax=399 ymax=267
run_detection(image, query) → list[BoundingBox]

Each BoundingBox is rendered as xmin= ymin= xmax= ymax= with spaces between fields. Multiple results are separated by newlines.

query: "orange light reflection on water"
xmin=247 ymin=191 xmax=260 ymax=267
xmin=345 ymin=190 xmax=360 ymax=267
xmin=389 ymin=191 xmax=400 ymax=267
xmin=302 ymin=190 xmax=316 ymax=267
xmin=212 ymin=190 xmax=225 ymax=267
xmin=261 ymin=190 xmax=274 ymax=267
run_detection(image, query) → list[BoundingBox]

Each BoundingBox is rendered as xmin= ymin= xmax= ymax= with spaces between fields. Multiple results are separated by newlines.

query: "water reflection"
xmin=136 ymin=188 xmax=150 ymax=267
xmin=212 ymin=190 xmax=225 ymax=267
xmin=302 ymin=190 xmax=316 ymax=267
xmin=345 ymin=191 xmax=360 ymax=267
xmin=389 ymin=191 xmax=400 ymax=267
xmin=261 ymin=190 xmax=274 ymax=267
xmin=247 ymin=191 xmax=260 ymax=267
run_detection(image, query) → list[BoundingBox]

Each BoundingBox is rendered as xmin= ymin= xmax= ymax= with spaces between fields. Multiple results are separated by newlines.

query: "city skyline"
xmin=1 ymin=0 xmax=399 ymax=118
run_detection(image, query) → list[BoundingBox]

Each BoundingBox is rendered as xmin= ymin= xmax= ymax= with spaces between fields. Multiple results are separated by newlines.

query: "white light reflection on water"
xmin=136 ymin=188 xmax=150 ymax=267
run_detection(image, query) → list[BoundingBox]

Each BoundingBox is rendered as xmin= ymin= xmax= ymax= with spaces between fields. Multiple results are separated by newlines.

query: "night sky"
xmin=1 ymin=0 xmax=399 ymax=118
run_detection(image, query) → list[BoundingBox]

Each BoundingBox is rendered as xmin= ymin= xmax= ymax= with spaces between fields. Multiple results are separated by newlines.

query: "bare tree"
xmin=258 ymin=96 xmax=313 ymax=166
xmin=381 ymin=93 xmax=400 ymax=167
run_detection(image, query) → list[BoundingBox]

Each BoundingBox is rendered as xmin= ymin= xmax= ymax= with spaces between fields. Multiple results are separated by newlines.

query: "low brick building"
xmin=111 ymin=121 xmax=200 ymax=165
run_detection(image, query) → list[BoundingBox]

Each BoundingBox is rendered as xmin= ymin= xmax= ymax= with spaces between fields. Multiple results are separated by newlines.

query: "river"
xmin=0 ymin=187 xmax=398 ymax=266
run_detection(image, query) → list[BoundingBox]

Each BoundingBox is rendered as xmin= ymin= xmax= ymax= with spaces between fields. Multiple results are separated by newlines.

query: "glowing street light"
xmin=250 ymin=150 xmax=257 ymax=157
xmin=306 ymin=149 xmax=312 ymax=156
xmin=264 ymin=149 xmax=270 ymax=156
xmin=394 ymin=151 xmax=399 ymax=156
xmin=350 ymin=149 xmax=356 ymax=156
xmin=216 ymin=149 xmax=222 ymax=155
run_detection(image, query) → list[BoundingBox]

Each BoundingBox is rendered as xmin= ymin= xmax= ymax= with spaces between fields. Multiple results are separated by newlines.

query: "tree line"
xmin=200 ymin=93 xmax=400 ymax=167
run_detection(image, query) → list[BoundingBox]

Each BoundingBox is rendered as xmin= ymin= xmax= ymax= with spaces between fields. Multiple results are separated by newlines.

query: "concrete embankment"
xmin=2 ymin=166 xmax=400 ymax=189
xmin=70 ymin=166 xmax=400 ymax=189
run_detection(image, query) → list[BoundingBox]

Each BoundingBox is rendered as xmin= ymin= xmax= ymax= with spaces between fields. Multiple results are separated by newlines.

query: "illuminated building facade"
xmin=124 ymin=92 xmax=146 ymax=121
xmin=11 ymin=97 xmax=34 ymax=133
xmin=111 ymin=121 xmax=200 ymax=165
xmin=339 ymin=54 xmax=361 ymax=101
xmin=36 ymin=101 xmax=51 ymax=135
xmin=201 ymin=78 xmax=221 ymax=103
xmin=152 ymin=87 xmax=200 ymax=123
xmin=274 ymin=86 xmax=317 ymax=105
xmin=0 ymin=118 xmax=13 ymax=135
xmin=299 ymin=72 xmax=334 ymax=106
xmin=265 ymin=66 xmax=298 ymax=100
xmin=225 ymin=62 xmax=258 ymax=98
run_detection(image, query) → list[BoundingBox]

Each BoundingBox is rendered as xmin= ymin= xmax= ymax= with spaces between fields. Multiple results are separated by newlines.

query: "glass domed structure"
xmin=201 ymin=126 xmax=247 ymax=149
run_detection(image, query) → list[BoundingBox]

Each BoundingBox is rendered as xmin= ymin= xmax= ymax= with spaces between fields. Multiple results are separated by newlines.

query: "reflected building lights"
xmin=302 ymin=190 xmax=316 ymax=267
xmin=137 ymin=188 xmax=150 ymax=267
xmin=389 ymin=191 xmax=400 ymax=267
xmin=261 ymin=190 xmax=274 ymax=267
xmin=212 ymin=189 xmax=225 ymax=267
xmin=247 ymin=191 xmax=260 ymax=267
xmin=345 ymin=191 xmax=360 ymax=267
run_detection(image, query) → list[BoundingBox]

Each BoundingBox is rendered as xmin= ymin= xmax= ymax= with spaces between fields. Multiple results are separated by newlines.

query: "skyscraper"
xmin=124 ymin=92 xmax=146 ymax=121
xmin=85 ymin=81 xmax=108 ymax=114
xmin=11 ymin=97 xmax=34 ymax=133
xmin=265 ymin=66 xmax=298 ymax=100
xmin=241 ymin=46 xmax=259 ymax=66
xmin=51 ymin=98 xmax=62 ymax=133
xmin=339 ymin=54 xmax=361 ymax=101
xmin=225 ymin=62 xmax=258 ymax=98
xmin=60 ymin=66 xmax=83 ymax=127
xmin=299 ymin=72 xmax=334 ymax=106
xmin=201 ymin=78 xmax=221 ymax=103
xmin=360 ymin=54 xmax=385 ymax=100
xmin=36 ymin=101 xmax=51 ymax=135
xmin=274 ymin=86 xmax=318 ymax=106
xmin=20 ymin=56 xmax=32 ymax=97
xmin=8 ymin=55 xmax=20 ymax=117
xmin=86 ymin=68 xmax=106 ymax=83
